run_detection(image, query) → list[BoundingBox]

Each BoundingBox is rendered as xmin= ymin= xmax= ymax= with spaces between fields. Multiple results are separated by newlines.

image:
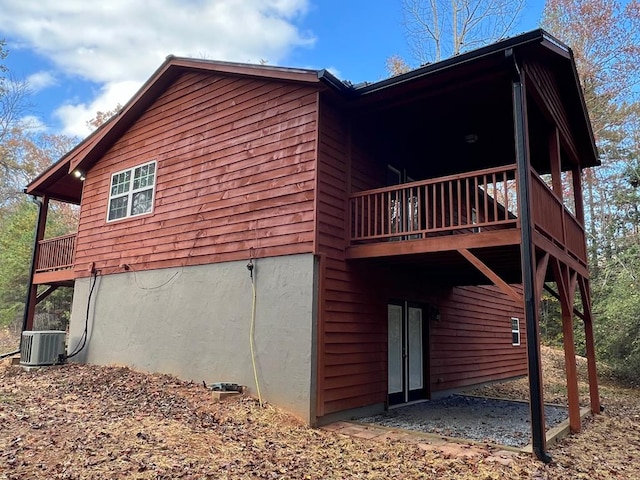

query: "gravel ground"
xmin=357 ymin=395 xmax=568 ymax=448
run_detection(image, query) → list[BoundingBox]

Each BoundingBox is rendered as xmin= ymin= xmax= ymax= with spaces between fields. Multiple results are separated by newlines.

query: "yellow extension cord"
xmin=249 ymin=275 xmax=263 ymax=407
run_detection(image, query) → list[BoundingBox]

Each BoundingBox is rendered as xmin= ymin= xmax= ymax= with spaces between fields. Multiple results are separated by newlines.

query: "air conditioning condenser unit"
xmin=20 ymin=331 xmax=66 ymax=366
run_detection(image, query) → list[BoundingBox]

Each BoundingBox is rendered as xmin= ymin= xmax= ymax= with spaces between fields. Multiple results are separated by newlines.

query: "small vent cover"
xmin=20 ymin=331 xmax=66 ymax=366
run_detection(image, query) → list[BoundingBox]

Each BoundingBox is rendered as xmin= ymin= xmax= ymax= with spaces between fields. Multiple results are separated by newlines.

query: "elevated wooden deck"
xmin=346 ymin=165 xmax=588 ymax=283
xmin=33 ymin=233 xmax=76 ymax=285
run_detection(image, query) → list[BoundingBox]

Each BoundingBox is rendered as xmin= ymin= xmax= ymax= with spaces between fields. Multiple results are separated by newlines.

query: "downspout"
xmin=21 ymin=195 xmax=44 ymax=335
xmin=508 ymin=49 xmax=552 ymax=464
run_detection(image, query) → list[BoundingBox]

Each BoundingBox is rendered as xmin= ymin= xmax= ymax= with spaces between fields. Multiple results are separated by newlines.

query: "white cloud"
xmin=1 ymin=0 xmax=314 ymax=136
xmin=19 ymin=115 xmax=48 ymax=133
xmin=26 ymin=71 xmax=57 ymax=92
xmin=54 ymin=81 xmax=140 ymax=137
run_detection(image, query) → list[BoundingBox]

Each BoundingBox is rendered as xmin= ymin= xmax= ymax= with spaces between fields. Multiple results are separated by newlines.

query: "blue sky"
xmin=0 ymin=0 xmax=544 ymax=139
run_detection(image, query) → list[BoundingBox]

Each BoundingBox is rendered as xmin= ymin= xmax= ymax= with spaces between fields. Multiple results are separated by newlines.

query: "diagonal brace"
xmin=457 ymin=248 xmax=522 ymax=303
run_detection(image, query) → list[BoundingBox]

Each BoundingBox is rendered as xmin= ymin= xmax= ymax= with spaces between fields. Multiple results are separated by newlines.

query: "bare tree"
xmin=0 ymin=75 xmax=34 ymax=207
xmin=386 ymin=54 xmax=412 ymax=77
xmin=542 ymin=0 xmax=640 ymax=267
xmin=85 ymin=103 xmax=123 ymax=132
xmin=402 ymin=0 xmax=525 ymax=63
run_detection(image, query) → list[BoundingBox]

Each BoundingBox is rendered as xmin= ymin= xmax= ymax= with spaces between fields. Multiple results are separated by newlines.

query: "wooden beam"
xmin=572 ymin=165 xmax=585 ymax=226
xmin=457 ymin=248 xmax=522 ymax=303
xmin=35 ymin=285 xmax=59 ymax=304
xmin=578 ymin=276 xmax=601 ymax=414
xmin=346 ymin=229 xmax=521 ymax=259
xmin=551 ymin=258 xmax=581 ymax=433
xmin=33 ymin=269 xmax=76 ymax=285
xmin=568 ymin=270 xmax=578 ymax=310
xmin=534 ymin=252 xmax=550 ymax=313
xmin=551 ymin=259 xmax=570 ymax=309
xmin=533 ymin=231 xmax=589 ymax=278
xmin=549 ymin=127 xmax=563 ymax=200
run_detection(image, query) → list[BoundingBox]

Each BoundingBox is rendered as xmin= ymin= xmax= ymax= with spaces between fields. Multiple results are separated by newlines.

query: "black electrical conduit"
xmin=2 ymin=271 xmax=97 ymax=362
xmin=66 ymin=269 xmax=98 ymax=360
xmin=0 ymin=349 xmax=20 ymax=360
xmin=1 ymin=195 xmax=96 ymax=363
xmin=509 ymin=48 xmax=552 ymax=464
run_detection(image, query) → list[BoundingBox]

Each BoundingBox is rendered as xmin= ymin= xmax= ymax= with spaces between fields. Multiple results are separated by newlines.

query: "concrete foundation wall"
xmin=68 ymin=254 xmax=317 ymax=422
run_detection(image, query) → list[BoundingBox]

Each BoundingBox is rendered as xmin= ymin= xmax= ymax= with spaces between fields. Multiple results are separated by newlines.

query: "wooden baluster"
xmin=432 ymin=184 xmax=437 ymax=229
xmin=483 ymin=175 xmax=489 ymax=224
xmin=360 ymin=196 xmax=365 ymax=239
xmin=502 ymin=171 xmax=508 ymax=220
xmin=374 ymin=194 xmax=378 ymax=237
xmin=456 ymin=179 xmax=462 ymax=228
xmin=474 ymin=176 xmax=479 ymax=226
xmin=464 ymin=178 xmax=469 ymax=226
xmin=493 ymin=173 xmax=498 ymax=221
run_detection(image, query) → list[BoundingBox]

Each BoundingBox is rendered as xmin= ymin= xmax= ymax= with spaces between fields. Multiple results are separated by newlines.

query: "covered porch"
xmin=331 ymin=32 xmax=600 ymax=461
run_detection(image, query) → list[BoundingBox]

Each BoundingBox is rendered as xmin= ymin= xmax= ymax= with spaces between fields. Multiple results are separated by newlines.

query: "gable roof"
xmin=25 ymin=58 xmax=343 ymax=203
xmin=25 ymin=29 xmax=598 ymax=203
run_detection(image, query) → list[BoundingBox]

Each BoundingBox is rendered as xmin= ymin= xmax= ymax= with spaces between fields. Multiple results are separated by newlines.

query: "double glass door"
xmin=388 ymin=302 xmax=429 ymax=405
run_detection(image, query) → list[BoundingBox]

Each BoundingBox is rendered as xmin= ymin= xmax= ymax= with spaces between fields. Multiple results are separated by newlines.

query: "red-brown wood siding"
xmin=383 ymin=273 xmax=526 ymax=394
xmin=431 ymin=285 xmax=526 ymax=392
xmin=315 ymin=98 xmax=388 ymax=415
xmin=74 ymin=72 xmax=319 ymax=276
xmin=315 ymin=96 xmax=527 ymax=418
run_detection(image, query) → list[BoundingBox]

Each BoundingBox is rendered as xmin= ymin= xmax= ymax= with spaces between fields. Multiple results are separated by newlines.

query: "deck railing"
xmin=349 ymin=165 xmax=519 ymax=243
xmin=530 ymin=170 xmax=587 ymax=264
xmin=348 ymin=164 xmax=587 ymax=264
xmin=36 ymin=233 xmax=76 ymax=272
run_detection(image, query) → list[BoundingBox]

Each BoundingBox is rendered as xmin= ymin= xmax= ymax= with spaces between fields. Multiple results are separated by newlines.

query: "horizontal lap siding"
xmin=75 ymin=73 xmax=318 ymax=276
xmin=316 ymin=99 xmax=387 ymax=416
xmin=315 ymin=98 xmax=526 ymax=418
xmin=431 ymin=285 xmax=526 ymax=392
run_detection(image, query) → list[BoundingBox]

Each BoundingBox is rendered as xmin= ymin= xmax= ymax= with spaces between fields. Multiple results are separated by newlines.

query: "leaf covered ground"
xmin=1 ymin=344 xmax=639 ymax=479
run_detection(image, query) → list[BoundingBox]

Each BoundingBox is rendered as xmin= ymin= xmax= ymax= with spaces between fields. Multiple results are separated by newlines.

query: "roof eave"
xmin=354 ymin=29 xmax=547 ymax=96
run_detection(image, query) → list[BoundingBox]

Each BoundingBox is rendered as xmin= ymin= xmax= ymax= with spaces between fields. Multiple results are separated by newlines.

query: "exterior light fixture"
xmin=73 ymin=170 xmax=86 ymax=181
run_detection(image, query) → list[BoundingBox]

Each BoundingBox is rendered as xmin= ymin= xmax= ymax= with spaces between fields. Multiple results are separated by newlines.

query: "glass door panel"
xmin=387 ymin=304 xmax=403 ymax=395
xmin=408 ymin=306 xmax=423 ymax=391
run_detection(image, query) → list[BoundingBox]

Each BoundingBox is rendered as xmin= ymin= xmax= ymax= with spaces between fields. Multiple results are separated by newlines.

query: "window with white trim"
xmin=107 ymin=161 xmax=156 ymax=221
xmin=511 ymin=317 xmax=521 ymax=346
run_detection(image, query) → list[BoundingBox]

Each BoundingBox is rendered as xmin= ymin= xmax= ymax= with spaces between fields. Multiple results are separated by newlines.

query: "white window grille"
xmin=107 ymin=161 xmax=156 ymax=221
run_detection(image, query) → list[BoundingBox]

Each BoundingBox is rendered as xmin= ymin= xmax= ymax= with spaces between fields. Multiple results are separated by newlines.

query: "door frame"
xmin=387 ymin=300 xmax=431 ymax=406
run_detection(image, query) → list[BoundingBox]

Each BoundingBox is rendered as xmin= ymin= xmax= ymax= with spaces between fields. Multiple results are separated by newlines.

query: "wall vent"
xmin=20 ymin=331 xmax=66 ymax=366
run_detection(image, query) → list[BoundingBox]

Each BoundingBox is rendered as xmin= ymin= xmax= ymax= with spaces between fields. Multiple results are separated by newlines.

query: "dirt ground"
xmin=1 ymin=342 xmax=639 ymax=479
xmin=0 ymin=328 xmax=20 ymax=356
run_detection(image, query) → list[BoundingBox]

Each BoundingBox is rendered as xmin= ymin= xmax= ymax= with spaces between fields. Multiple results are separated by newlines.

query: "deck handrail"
xmin=349 ymin=165 xmax=519 ymax=243
xmin=36 ymin=233 xmax=77 ymax=272
xmin=529 ymin=169 xmax=587 ymax=264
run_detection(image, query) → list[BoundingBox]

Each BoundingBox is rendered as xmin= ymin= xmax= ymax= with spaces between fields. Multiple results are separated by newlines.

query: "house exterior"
xmin=25 ymin=30 xmax=600 ymax=460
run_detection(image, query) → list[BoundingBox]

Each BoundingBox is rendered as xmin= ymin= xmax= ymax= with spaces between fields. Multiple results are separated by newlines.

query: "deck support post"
xmin=578 ymin=277 xmax=601 ymax=414
xmin=549 ymin=128 xmax=563 ymax=200
xmin=22 ymin=195 xmax=49 ymax=333
xmin=572 ymin=166 xmax=585 ymax=225
xmin=510 ymin=51 xmax=552 ymax=463
xmin=552 ymin=260 xmax=581 ymax=432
